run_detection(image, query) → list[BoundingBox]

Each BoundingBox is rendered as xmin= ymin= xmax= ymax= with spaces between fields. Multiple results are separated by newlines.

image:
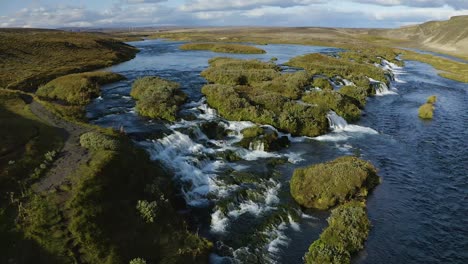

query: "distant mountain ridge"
xmin=379 ymin=15 xmax=468 ymax=57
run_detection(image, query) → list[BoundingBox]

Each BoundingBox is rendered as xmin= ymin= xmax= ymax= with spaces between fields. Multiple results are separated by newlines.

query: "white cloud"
xmin=353 ymin=0 xmax=468 ymax=9
xmin=0 ymin=0 xmax=466 ymax=28
xmin=180 ymin=0 xmax=324 ymax=12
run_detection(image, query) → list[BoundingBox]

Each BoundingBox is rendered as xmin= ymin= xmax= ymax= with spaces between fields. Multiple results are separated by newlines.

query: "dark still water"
xmin=87 ymin=39 xmax=468 ymax=264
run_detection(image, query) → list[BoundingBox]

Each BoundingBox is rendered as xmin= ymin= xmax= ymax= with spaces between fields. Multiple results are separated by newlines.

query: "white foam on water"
xmin=140 ymin=131 xmax=224 ymax=205
xmin=301 ymin=213 xmax=317 ymax=219
xmin=368 ymin=77 xmax=397 ymax=96
xmin=265 ymin=180 xmax=281 ymax=206
xmin=288 ymin=215 xmax=301 ymax=231
xmin=315 ymin=111 xmax=378 ymax=141
xmin=284 ymin=151 xmax=304 ymax=164
xmin=266 ymin=222 xmax=290 ymax=254
xmin=228 ymin=200 xmax=267 ymax=218
xmin=249 ymin=141 xmax=265 ymax=151
xmin=198 ymin=103 xmax=218 ymax=120
xmin=211 ymin=209 xmax=229 ymax=234
xmin=96 ymin=96 xmax=103 ymax=100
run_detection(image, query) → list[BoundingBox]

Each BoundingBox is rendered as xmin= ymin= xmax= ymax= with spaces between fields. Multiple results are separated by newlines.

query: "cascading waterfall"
xmin=249 ymin=141 xmax=265 ymax=151
xmin=368 ymin=77 xmax=393 ymax=95
xmin=326 ymin=111 xmax=348 ymax=130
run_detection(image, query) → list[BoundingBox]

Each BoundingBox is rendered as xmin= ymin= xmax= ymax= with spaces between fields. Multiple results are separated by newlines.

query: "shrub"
xmin=79 ymin=132 xmax=120 ymax=151
xmin=238 ymin=126 xmax=289 ymax=151
xmin=312 ymin=78 xmax=333 ymax=91
xmin=290 ymin=156 xmax=380 ymax=210
xmin=253 ymin=71 xmax=310 ymax=99
xmin=427 ymin=95 xmax=437 ymax=104
xmin=305 ymin=201 xmax=370 ymax=264
xmin=130 ymin=76 xmax=187 ymax=121
xmin=418 ymin=103 xmax=434 ymax=119
xmin=180 ymin=43 xmax=266 ymax=54
xmin=129 ymin=258 xmax=147 ymax=264
xmin=286 ymin=53 xmax=388 ymax=87
xmin=136 ymin=200 xmax=158 ymax=223
xmin=338 ymin=85 xmax=369 ymax=108
xmin=302 ymin=90 xmax=361 ymax=121
xmin=36 ymin=72 xmax=124 ymax=105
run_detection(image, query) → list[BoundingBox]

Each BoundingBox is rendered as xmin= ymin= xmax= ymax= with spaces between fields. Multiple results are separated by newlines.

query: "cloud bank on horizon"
xmin=0 ymin=0 xmax=467 ymax=28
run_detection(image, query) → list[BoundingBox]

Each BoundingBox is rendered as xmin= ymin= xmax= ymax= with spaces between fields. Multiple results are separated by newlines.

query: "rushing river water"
xmin=87 ymin=40 xmax=468 ymax=264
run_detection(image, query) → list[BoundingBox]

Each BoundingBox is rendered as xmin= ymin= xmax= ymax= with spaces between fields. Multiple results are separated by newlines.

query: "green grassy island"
xmin=180 ymin=42 xmax=266 ymax=54
xmin=418 ymin=95 xmax=437 ymax=119
xmin=305 ymin=201 xmax=371 ymax=264
xmin=37 ymin=72 xmax=124 ymax=105
xmin=290 ymin=156 xmax=380 ymax=264
xmin=290 ymin=156 xmax=380 ymax=210
xmin=130 ymin=76 xmax=187 ymax=121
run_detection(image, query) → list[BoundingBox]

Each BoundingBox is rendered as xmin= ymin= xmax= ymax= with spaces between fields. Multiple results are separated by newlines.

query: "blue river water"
xmin=88 ymin=39 xmax=468 ymax=264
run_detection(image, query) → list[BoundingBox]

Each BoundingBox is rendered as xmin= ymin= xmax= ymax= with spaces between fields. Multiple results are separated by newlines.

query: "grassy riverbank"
xmin=0 ymin=29 xmax=138 ymax=91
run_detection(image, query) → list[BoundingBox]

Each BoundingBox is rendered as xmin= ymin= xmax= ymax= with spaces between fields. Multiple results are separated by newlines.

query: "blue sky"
xmin=1 ymin=0 xmax=467 ymax=28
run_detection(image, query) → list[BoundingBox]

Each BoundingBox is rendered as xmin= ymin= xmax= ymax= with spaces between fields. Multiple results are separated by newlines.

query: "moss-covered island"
xmin=305 ymin=201 xmax=371 ymax=264
xmin=290 ymin=156 xmax=380 ymax=210
xmin=200 ymin=47 xmax=401 ymax=137
xmin=130 ymin=76 xmax=187 ymax=121
xmin=418 ymin=95 xmax=437 ymax=119
xmin=180 ymin=42 xmax=266 ymax=54
xmin=290 ymin=156 xmax=380 ymax=263
xmin=37 ymin=72 xmax=124 ymax=105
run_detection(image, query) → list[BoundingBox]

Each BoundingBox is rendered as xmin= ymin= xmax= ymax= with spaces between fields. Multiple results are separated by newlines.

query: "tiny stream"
xmin=87 ymin=40 xmax=468 ymax=264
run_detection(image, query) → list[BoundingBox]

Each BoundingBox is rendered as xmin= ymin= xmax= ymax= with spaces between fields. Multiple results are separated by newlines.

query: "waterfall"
xmin=326 ymin=111 xmax=348 ymax=130
xmin=249 ymin=141 xmax=265 ymax=151
xmin=368 ymin=77 xmax=394 ymax=95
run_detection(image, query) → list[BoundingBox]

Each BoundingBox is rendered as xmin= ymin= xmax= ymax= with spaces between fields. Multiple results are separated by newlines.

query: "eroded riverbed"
xmin=87 ymin=40 xmax=468 ymax=264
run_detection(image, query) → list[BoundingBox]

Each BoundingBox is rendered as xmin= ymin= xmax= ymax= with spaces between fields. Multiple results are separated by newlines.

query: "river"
xmin=87 ymin=39 xmax=468 ymax=264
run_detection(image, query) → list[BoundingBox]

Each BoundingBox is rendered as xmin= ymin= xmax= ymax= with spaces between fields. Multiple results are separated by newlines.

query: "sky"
xmin=0 ymin=0 xmax=467 ymax=28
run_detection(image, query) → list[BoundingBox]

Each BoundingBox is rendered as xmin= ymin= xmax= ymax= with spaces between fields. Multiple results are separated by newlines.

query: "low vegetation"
xmin=238 ymin=126 xmax=290 ymax=151
xmin=0 ymin=29 xmax=137 ymax=91
xmin=201 ymin=57 xmax=330 ymax=137
xmin=401 ymin=50 xmax=468 ymax=83
xmin=312 ymin=77 xmax=333 ymax=90
xmin=302 ymin=90 xmax=362 ymax=122
xmin=0 ymin=90 xmax=64 ymax=263
xmin=180 ymin=42 xmax=266 ymax=54
xmin=36 ymin=72 xmax=124 ymax=105
xmin=290 ymin=156 xmax=380 ymax=210
xmin=79 ymin=131 xmax=120 ymax=151
xmin=15 ymin=131 xmax=212 ymax=264
xmin=131 ymin=76 xmax=187 ymax=121
xmin=305 ymin=201 xmax=370 ymax=264
xmin=418 ymin=95 xmax=437 ymax=119
xmin=286 ymin=53 xmax=388 ymax=86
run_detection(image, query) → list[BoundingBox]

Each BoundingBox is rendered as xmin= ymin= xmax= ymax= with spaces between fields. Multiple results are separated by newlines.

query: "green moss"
xmin=130 ymin=76 xmax=187 ymax=121
xmin=253 ymin=71 xmax=310 ymax=99
xmin=80 ymin=132 xmax=120 ymax=151
xmin=0 ymin=29 xmax=137 ymax=91
xmin=338 ymin=85 xmax=368 ymax=108
xmin=238 ymin=126 xmax=289 ymax=151
xmin=0 ymin=90 xmax=63 ymax=189
xmin=312 ymin=78 xmax=333 ymax=91
xmin=302 ymin=90 xmax=362 ymax=122
xmin=36 ymin=72 xmax=124 ymax=105
xmin=290 ymin=156 xmax=380 ymax=210
xmin=418 ymin=103 xmax=435 ymax=119
xmin=201 ymin=57 xmax=329 ymax=137
xmin=426 ymin=95 xmax=437 ymax=104
xmin=202 ymin=84 xmax=329 ymax=137
xmin=180 ymin=43 xmax=266 ymax=54
xmin=305 ymin=201 xmax=370 ymax=264
xmin=286 ymin=53 xmax=388 ymax=86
